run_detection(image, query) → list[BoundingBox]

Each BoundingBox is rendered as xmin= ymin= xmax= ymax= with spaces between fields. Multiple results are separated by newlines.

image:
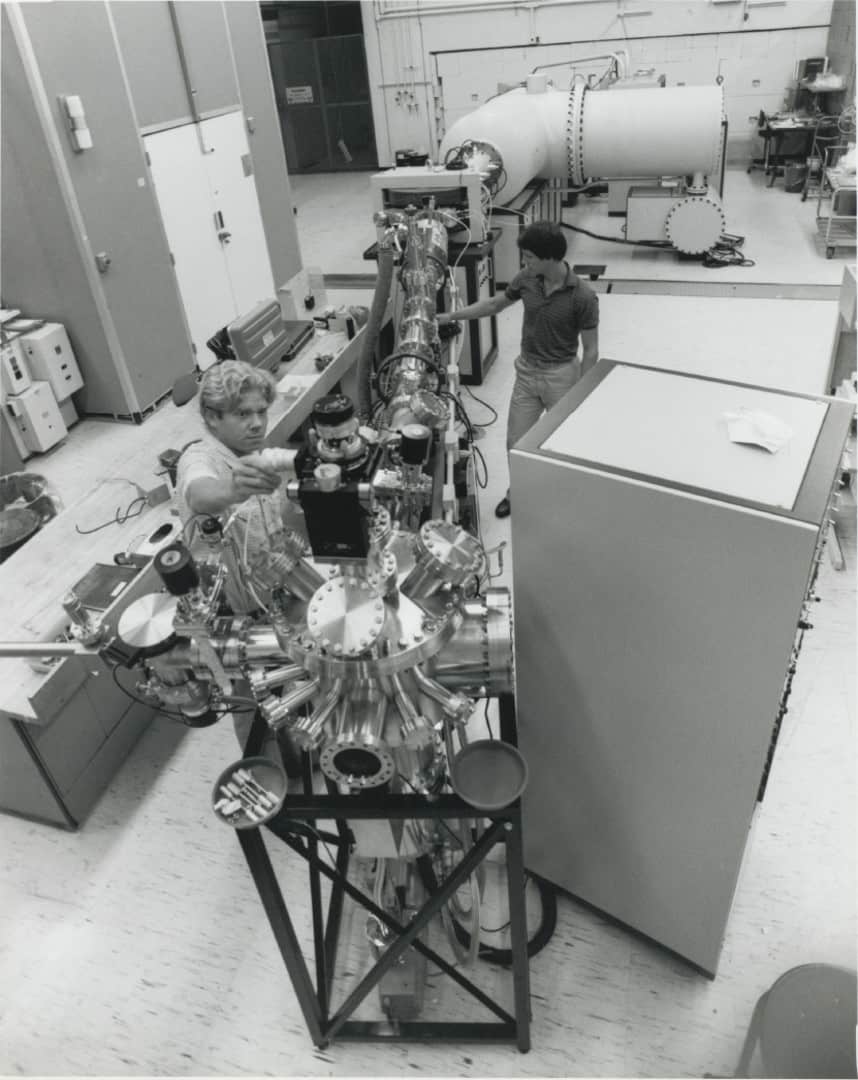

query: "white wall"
xmin=361 ymin=0 xmax=833 ymax=167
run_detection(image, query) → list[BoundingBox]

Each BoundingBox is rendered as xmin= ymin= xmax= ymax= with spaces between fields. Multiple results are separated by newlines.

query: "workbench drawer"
xmin=27 ymin=687 xmax=111 ymax=794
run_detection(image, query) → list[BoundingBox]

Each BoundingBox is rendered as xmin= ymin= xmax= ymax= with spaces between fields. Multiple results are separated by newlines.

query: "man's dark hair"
xmin=517 ymin=220 xmax=567 ymax=260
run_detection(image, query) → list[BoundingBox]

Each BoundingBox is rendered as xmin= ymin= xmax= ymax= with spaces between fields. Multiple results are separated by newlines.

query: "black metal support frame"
xmin=239 ymin=693 xmax=531 ymax=1051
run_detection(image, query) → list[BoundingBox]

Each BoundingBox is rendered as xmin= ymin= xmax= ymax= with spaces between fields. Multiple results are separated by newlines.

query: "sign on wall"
xmin=285 ymin=85 xmax=314 ymax=105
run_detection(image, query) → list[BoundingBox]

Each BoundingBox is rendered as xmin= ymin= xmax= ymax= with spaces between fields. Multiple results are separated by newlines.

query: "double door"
xmin=145 ymin=111 xmax=275 ymax=370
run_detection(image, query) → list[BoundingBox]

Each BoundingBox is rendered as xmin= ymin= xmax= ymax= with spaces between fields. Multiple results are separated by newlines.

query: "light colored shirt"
xmin=175 ymin=429 xmax=263 ymax=614
xmin=175 ymin=430 xmax=240 ymax=525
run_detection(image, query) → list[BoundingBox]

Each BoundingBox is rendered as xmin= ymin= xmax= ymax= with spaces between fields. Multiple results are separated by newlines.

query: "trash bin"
xmin=0 ymin=472 xmax=62 ymax=562
xmin=784 ymin=163 xmax=808 ymax=192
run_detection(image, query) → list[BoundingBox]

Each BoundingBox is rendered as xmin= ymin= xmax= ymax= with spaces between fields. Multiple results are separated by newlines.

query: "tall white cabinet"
xmin=510 ymin=361 xmax=853 ymax=975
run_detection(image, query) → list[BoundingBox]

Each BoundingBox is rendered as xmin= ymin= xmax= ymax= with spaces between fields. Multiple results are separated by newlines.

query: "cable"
xmin=462 ymin=384 xmax=499 ymax=427
xmin=560 ymin=221 xmax=672 ymax=248
xmin=484 ymin=698 xmax=494 ymax=739
xmin=417 ymin=856 xmax=558 ymax=966
xmin=702 ymin=233 xmax=755 ymax=268
xmin=75 ymin=495 xmax=147 ymax=535
xmin=472 ymin=444 xmax=489 ymax=490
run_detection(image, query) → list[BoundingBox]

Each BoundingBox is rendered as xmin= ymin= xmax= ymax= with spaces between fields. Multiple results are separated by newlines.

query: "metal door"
xmin=202 ymin=111 xmax=276 ymax=320
xmin=144 ymin=112 xmax=275 ymax=370
xmin=274 ymin=34 xmax=376 ymax=173
xmin=144 ymin=120 xmax=234 ymax=369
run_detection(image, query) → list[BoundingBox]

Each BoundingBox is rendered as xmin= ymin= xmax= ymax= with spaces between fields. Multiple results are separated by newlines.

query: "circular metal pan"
xmin=449 ymin=739 xmax=528 ymax=812
xmin=212 ymin=755 xmax=288 ymax=829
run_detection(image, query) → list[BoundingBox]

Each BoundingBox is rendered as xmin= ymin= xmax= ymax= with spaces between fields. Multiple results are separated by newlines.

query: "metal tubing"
xmin=0 ymin=641 xmax=89 ymax=657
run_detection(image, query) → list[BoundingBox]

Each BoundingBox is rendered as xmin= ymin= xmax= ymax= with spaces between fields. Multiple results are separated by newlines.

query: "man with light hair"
xmin=176 ymin=359 xmax=282 ymax=522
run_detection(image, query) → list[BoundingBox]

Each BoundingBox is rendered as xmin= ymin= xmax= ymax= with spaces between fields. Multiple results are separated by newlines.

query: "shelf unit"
xmin=816 ymin=150 xmax=856 ymax=259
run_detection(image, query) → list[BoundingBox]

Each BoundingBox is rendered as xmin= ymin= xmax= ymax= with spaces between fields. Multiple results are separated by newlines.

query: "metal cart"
xmin=816 ymin=146 xmax=856 ymax=258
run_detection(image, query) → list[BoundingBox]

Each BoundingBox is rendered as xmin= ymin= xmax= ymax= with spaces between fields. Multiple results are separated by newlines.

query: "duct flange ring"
xmin=306 ymin=575 xmax=385 ymax=656
xmin=665 ymin=195 xmax=726 ymax=256
xmin=319 ymin=736 xmax=396 ymax=789
xmin=567 ymin=82 xmax=587 ymax=187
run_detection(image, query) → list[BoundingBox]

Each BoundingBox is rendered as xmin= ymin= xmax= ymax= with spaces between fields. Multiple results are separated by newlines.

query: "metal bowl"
xmin=0 ymin=506 xmax=41 ymax=561
xmin=212 ymin=755 xmax=288 ymax=829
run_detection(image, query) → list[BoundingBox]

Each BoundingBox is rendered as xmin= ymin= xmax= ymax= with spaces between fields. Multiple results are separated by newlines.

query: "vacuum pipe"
xmin=440 ymin=83 xmax=724 ymax=201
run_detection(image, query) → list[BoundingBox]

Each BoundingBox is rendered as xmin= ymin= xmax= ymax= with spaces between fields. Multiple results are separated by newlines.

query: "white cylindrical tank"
xmin=439 ymin=82 xmax=724 ymax=201
xmin=579 ymin=85 xmax=724 ymax=181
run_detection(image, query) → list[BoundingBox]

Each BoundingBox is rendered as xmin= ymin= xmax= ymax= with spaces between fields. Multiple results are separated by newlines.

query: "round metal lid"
xmin=117 ymin=593 xmax=179 ymax=654
xmin=417 ymin=520 xmax=483 ymax=584
xmin=306 ymin=576 xmax=385 ymax=657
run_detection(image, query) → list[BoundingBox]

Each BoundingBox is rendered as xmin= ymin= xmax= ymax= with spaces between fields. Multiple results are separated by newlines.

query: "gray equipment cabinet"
xmin=510 ymin=361 xmax=853 ymax=975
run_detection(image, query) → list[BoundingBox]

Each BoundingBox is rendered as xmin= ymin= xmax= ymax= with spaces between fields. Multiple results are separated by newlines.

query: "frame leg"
xmin=238 ymin=826 xmax=327 ymax=1046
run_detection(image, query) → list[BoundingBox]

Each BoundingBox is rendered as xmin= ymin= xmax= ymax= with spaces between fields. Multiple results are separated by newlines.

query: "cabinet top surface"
xmin=540 ymin=365 xmax=828 ymax=510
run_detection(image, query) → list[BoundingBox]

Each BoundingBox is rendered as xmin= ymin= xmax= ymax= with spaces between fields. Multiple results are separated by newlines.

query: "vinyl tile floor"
xmin=0 ymin=167 xmax=854 ymax=1078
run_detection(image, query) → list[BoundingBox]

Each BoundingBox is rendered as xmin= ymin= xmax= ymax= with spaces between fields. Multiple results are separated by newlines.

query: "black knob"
xmin=312 ymin=394 xmax=354 ymax=429
xmin=199 ymin=516 xmax=223 ymax=541
xmin=400 ymin=423 xmax=432 ymax=465
xmin=154 ymin=542 xmax=199 ymax=595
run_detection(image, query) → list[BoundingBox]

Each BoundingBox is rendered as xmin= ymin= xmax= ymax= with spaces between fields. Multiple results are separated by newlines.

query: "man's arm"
xmin=437 ymin=292 xmax=517 ymax=325
xmin=580 ymin=327 xmax=599 ymax=376
xmin=183 ymin=460 xmax=281 ymax=516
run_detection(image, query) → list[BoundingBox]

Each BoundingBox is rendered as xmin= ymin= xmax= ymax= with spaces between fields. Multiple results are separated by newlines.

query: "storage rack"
xmin=816 ymin=145 xmax=856 ymax=259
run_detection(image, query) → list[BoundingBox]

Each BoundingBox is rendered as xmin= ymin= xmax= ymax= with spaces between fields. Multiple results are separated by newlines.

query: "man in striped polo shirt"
xmin=437 ymin=220 xmax=599 ymax=518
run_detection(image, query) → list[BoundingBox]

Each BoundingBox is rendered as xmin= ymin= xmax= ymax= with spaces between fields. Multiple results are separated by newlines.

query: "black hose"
xmin=356 ymin=244 xmax=395 ymax=422
xmin=416 ymin=854 xmax=558 ymax=966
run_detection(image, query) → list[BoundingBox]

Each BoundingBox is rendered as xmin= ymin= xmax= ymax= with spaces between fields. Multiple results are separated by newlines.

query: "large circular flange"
xmin=306 ymin=575 xmax=385 ymax=656
xmin=319 ymin=734 xmax=396 ymax=789
xmin=117 ymin=593 xmax=179 ymax=656
xmin=567 ymin=81 xmax=587 ymax=187
xmin=665 ymin=195 xmax=725 ymax=255
xmin=415 ymin=520 xmax=484 ymax=585
xmin=368 ymin=505 xmax=392 ymax=548
xmin=286 ymin=592 xmax=462 ymax=679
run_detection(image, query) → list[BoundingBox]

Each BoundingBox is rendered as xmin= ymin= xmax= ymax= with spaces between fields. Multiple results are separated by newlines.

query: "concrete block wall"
xmin=361 ymin=0 xmax=833 ymax=169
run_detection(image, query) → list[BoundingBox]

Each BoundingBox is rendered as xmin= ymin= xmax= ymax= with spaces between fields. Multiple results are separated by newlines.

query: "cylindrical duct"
xmin=439 ymin=83 xmax=724 ymax=201
xmin=577 ymin=85 xmax=724 ymax=182
xmin=430 ymin=587 xmax=513 ymax=696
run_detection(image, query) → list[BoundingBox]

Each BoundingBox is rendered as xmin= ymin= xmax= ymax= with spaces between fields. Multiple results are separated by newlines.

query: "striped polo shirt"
xmin=505 ymin=261 xmax=599 ymax=366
